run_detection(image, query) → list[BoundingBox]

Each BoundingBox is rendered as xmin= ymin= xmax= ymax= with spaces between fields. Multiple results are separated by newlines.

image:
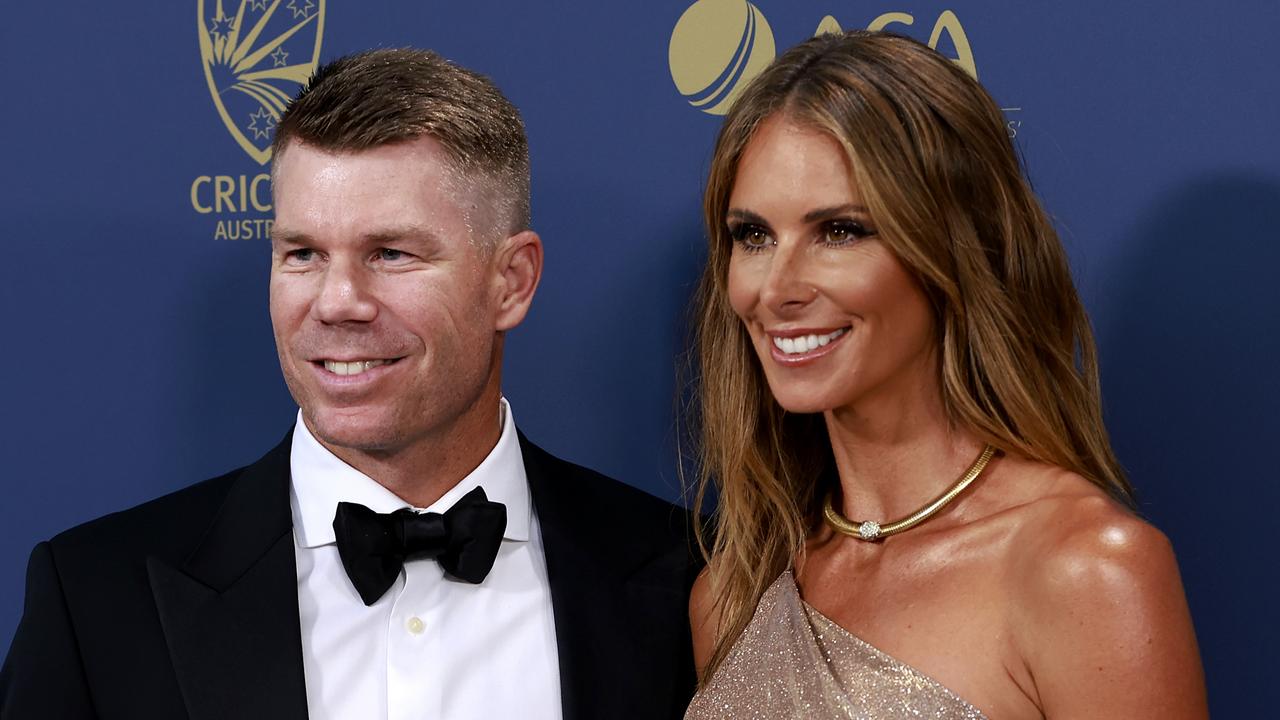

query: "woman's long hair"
xmin=691 ymin=30 xmax=1132 ymax=680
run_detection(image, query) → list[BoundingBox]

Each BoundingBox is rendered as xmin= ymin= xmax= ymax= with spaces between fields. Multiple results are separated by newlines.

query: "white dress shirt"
xmin=289 ymin=399 xmax=562 ymax=720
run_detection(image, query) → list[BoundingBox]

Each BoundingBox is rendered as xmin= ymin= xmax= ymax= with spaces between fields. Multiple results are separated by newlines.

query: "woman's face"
xmin=725 ymin=116 xmax=937 ymax=415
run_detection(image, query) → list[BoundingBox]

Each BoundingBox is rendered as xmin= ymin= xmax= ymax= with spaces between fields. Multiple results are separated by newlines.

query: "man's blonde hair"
xmin=272 ymin=47 xmax=530 ymax=237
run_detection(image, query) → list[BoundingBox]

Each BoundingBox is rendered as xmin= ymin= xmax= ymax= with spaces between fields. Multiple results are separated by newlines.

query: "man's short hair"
xmin=272 ymin=48 xmax=531 ymax=236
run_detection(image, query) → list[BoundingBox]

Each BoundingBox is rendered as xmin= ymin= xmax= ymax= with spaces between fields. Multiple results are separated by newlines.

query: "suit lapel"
xmin=148 ymin=435 xmax=310 ymax=720
xmin=522 ymin=435 xmax=692 ymax=720
xmin=526 ymin=468 xmax=619 ymax=720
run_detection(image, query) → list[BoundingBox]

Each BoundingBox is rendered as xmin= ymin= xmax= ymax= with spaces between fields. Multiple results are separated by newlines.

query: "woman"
xmin=684 ymin=31 xmax=1206 ymax=719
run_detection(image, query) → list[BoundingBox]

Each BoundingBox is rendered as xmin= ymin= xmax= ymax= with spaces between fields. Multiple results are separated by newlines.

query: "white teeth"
xmin=323 ymin=359 xmax=391 ymax=376
xmin=772 ymin=329 xmax=846 ymax=355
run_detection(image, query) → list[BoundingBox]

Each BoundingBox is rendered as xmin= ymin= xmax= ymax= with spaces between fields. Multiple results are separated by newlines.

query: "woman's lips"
xmin=766 ymin=327 xmax=849 ymax=365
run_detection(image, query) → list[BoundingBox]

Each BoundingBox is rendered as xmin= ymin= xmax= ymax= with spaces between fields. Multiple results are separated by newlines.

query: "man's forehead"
xmin=276 ymin=139 xmax=490 ymax=206
xmin=276 ymin=137 xmax=447 ymax=180
xmin=272 ymin=137 xmax=506 ymax=246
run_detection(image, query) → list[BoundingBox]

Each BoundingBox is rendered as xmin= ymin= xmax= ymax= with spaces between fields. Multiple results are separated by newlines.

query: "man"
xmin=1 ymin=49 xmax=699 ymax=719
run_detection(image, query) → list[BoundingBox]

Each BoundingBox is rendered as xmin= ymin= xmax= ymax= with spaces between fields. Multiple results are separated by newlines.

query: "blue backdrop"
xmin=1 ymin=1 xmax=1275 ymax=715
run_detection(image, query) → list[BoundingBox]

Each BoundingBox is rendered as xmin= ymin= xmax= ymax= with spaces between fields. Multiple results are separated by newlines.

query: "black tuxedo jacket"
xmin=0 ymin=432 xmax=700 ymax=719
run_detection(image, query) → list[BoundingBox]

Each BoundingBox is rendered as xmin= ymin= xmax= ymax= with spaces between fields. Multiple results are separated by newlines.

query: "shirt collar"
xmin=289 ymin=397 xmax=531 ymax=549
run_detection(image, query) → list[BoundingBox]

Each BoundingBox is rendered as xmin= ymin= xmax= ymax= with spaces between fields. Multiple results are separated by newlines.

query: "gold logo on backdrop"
xmin=839 ymin=10 xmax=974 ymax=79
xmin=669 ymin=4 xmax=982 ymax=116
xmin=192 ymin=0 xmax=324 ymax=240
xmin=197 ymin=0 xmax=325 ymax=165
xmin=669 ymin=0 xmax=777 ymax=116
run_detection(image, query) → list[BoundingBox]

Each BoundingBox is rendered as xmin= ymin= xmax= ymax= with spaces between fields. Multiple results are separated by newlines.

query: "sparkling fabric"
xmin=685 ymin=571 xmax=987 ymax=719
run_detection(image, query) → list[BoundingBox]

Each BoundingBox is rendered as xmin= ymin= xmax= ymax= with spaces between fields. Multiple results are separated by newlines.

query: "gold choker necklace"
xmin=823 ymin=445 xmax=997 ymax=541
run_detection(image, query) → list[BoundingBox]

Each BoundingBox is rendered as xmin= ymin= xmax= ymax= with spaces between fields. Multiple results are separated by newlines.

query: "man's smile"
xmin=316 ymin=358 xmax=403 ymax=376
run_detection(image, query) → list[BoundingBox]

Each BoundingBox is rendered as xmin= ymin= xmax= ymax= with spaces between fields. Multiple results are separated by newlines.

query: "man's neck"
xmin=315 ymin=400 xmax=505 ymax=508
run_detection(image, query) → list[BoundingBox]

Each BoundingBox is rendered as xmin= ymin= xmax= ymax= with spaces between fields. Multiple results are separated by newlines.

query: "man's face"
xmin=270 ymin=137 xmax=504 ymax=456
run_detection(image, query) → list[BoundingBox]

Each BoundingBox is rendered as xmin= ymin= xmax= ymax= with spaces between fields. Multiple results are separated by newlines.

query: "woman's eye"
xmin=823 ymin=221 xmax=875 ymax=246
xmin=729 ymin=224 xmax=772 ymax=253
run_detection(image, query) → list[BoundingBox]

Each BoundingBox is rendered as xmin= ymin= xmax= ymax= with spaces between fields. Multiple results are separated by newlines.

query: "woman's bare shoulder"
xmin=996 ymin=463 xmax=1207 ymax=718
xmin=994 ymin=463 xmax=1166 ymax=588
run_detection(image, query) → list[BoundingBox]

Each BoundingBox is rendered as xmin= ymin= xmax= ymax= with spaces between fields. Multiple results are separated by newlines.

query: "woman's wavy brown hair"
xmin=690 ymin=30 xmax=1132 ymax=680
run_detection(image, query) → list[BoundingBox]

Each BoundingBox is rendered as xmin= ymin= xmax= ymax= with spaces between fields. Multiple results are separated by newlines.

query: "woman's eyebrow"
xmin=726 ymin=209 xmax=768 ymax=224
xmin=803 ymin=204 xmax=869 ymax=223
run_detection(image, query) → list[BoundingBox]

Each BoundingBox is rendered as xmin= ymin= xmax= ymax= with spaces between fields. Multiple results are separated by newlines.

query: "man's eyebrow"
xmin=362 ymin=226 xmax=442 ymax=246
xmin=270 ymin=229 xmax=309 ymax=246
xmin=803 ymin=204 xmax=870 ymax=223
xmin=269 ymin=227 xmax=445 ymax=246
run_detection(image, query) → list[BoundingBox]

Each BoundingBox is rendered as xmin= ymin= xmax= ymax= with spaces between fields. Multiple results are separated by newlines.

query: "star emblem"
xmin=270 ymin=47 xmax=290 ymax=67
xmin=249 ymin=0 xmax=269 ymax=10
xmin=247 ymin=107 xmax=277 ymax=140
xmin=208 ymin=13 xmax=236 ymax=40
xmin=286 ymin=0 xmax=315 ymax=19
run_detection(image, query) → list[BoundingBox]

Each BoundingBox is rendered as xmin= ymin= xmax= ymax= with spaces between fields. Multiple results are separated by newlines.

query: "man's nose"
xmin=759 ymin=241 xmax=817 ymax=315
xmin=312 ymin=260 xmax=378 ymax=324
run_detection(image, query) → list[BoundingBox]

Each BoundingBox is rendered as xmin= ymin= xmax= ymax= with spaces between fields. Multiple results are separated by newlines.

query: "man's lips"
xmin=310 ymin=357 xmax=404 ymax=377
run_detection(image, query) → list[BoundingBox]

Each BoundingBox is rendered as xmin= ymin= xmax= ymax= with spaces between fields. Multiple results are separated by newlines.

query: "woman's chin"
xmin=767 ymin=392 xmax=836 ymax=416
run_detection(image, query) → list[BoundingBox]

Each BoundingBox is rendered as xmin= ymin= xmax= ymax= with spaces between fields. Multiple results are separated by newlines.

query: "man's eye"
xmin=729 ymin=223 xmax=772 ymax=253
xmin=285 ymin=249 xmax=315 ymax=264
xmin=377 ymin=248 xmax=406 ymax=262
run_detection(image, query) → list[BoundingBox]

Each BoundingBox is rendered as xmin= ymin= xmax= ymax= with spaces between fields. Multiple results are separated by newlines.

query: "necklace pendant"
xmin=822 ymin=445 xmax=997 ymax=542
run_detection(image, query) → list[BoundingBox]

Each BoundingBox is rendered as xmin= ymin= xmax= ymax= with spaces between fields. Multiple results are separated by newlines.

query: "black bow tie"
xmin=332 ymin=487 xmax=507 ymax=606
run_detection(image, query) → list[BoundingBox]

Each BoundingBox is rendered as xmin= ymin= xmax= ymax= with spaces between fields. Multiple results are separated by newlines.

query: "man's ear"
xmin=492 ymin=230 xmax=543 ymax=332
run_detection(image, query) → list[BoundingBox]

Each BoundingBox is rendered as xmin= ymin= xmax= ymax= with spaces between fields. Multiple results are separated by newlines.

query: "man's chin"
xmin=301 ymin=409 xmax=404 ymax=455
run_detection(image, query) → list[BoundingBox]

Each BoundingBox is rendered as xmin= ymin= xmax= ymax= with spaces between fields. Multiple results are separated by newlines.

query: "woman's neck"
xmin=823 ymin=379 xmax=983 ymax=524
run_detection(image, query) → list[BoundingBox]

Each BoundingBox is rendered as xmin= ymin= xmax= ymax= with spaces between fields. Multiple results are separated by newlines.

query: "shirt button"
xmin=406 ymin=616 xmax=425 ymax=635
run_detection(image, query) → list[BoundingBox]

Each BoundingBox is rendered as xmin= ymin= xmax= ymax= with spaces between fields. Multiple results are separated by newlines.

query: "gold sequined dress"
xmin=685 ymin=571 xmax=988 ymax=719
